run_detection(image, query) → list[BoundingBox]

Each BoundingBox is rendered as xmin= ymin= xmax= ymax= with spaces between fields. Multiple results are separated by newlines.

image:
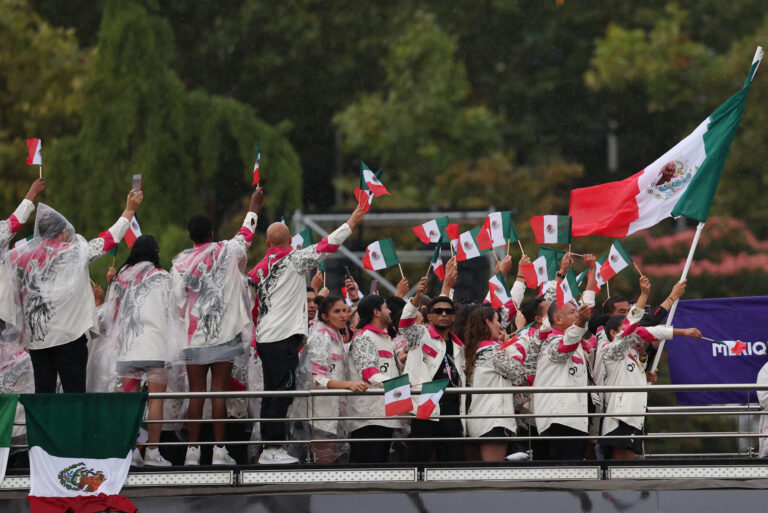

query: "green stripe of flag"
xmin=539 ymin=247 xmax=565 ymax=279
xmin=469 ymin=227 xmax=491 ymax=254
xmin=21 ymin=393 xmax=147 ymax=459
xmin=0 ymin=395 xmax=17 ymax=447
xmin=612 ymin=239 xmax=632 ymax=263
xmin=557 ymin=216 xmax=572 ymax=243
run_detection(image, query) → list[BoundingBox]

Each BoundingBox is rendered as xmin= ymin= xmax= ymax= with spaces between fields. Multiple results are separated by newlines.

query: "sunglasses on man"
xmin=431 ymin=307 xmax=454 ymax=316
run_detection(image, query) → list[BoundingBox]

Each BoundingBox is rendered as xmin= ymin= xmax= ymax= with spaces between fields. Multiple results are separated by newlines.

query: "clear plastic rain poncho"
xmin=171 ymin=237 xmax=253 ymax=363
xmin=90 ymin=261 xmax=184 ymax=390
xmin=288 ymin=319 xmax=351 ymax=463
xmin=8 ymin=204 xmax=93 ymax=350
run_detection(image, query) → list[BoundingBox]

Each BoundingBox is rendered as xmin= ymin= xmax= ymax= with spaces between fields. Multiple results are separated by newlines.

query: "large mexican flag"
xmin=21 ymin=393 xmax=147 ymax=513
xmin=0 ymin=394 xmax=17 ymax=487
xmin=570 ymin=48 xmax=762 ymax=237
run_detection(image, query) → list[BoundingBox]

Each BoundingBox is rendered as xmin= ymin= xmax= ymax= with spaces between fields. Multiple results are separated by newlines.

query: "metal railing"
xmin=9 ymin=383 xmax=768 ymax=459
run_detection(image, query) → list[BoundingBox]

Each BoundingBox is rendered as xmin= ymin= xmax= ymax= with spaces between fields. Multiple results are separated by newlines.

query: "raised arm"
xmin=0 ymin=178 xmax=44 ymax=248
xmin=440 ymin=256 xmax=457 ymax=298
xmin=291 ymin=205 xmax=364 ymax=273
xmin=399 ymin=277 xmax=429 ymax=350
xmin=232 ymin=187 xmax=264 ymax=249
xmin=88 ymin=189 xmax=142 ymax=263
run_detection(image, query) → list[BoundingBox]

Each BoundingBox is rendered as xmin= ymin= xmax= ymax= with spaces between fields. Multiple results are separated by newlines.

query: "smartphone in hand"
xmin=344 ymin=266 xmax=352 ymax=279
xmin=132 ymin=174 xmax=142 ymax=193
xmin=370 ymin=280 xmax=378 ymax=295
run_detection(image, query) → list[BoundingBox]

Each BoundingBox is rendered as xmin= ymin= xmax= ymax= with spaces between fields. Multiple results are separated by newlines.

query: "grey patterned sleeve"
xmin=399 ymin=322 xmax=427 ymax=351
xmin=87 ymin=237 xmax=107 ymax=264
xmin=491 ymin=349 xmax=527 ymax=384
xmin=602 ymin=333 xmax=635 ymax=361
xmin=306 ymin=332 xmax=333 ymax=388
xmin=546 ymin=336 xmax=571 ymax=363
xmin=351 ymin=334 xmax=380 ymax=378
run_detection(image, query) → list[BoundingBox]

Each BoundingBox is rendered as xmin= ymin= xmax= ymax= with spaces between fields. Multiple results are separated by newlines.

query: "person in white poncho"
xmin=100 ymin=234 xmax=182 ymax=467
xmin=290 ymin=295 xmax=367 ymax=463
xmin=9 ymin=190 xmax=142 ymax=393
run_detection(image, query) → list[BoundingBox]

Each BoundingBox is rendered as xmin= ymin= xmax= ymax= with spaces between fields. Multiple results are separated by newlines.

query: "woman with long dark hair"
xmin=463 ymin=306 xmax=527 ymax=461
xmin=291 ymin=295 xmax=367 ymax=463
xmin=102 ymin=235 xmax=179 ymax=466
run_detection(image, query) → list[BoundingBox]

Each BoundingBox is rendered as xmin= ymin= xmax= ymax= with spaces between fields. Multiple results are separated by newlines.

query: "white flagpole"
xmin=650 ymin=221 xmax=705 ymax=372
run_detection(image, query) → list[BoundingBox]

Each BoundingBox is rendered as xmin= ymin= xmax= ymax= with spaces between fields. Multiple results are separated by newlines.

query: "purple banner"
xmin=667 ymin=296 xmax=767 ymax=405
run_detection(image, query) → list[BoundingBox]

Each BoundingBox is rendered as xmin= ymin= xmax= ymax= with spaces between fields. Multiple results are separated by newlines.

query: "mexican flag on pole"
xmin=712 ymin=340 xmax=748 ymax=356
xmin=0 ymin=394 xmax=16 ymax=487
xmin=576 ymin=256 xmax=606 ymax=292
xmin=26 ymin=139 xmax=42 ymax=165
xmin=600 ymin=239 xmax=633 ymax=282
xmin=291 ymin=227 xmax=314 ymax=250
xmin=13 ymin=235 xmax=33 ymax=249
xmin=360 ymin=162 xmax=389 ymax=196
xmin=532 ymin=247 xmax=565 ymax=286
xmin=383 ymin=374 xmax=412 ymax=416
xmin=251 ymin=143 xmax=260 ymax=186
xmin=488 ymin=272 xmax=512 ymax=309
xmin=530 ymin=215 xmax=572 ymax=244
xmin=570 ymin=47 xmax=763 ymax=237
xmin=476 ymin=211 xmax=518 ymax=249
xmin=556 ymin=269 xmax=581 ymax=309
xmin=412 ymin=216 xmax=449 ymax=244
xmin=21 ymin=392 xmax=147 ymax=513
xmin=455 ymin=227 xmax=489 ymax=262
xmin=124 ymin=215 xmax=141 ymax=248
xmin=354 ymin=186 xmax=374 ymax=212
xmin=430 ymin=244 xmax=445 ymax=280
xmin=442 ymin=223 xmax=460 ymax=245
xmin=415 ymin=379 xmax=448 ymax=420
xmin=362 ymin=239 xmax=399 ymax=271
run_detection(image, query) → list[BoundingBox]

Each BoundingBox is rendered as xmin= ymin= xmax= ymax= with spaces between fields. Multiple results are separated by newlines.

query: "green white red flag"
xmin=556 ymin=269 xmax=581 ymax=308
xmin=124 ymin=215 xmax=141 ymax=248
xmin=532 ymin=247 xmax=564 ymax=286
xmin=600 ymin=239 xmax=633 ymax=282
xmin=383 ymin=374 xmax=412 ymax=416
xmin=476 ymin=211 xmax=518 ymax=249
xmin=291 ymin=227 xmax=314 ymax=250
xmin=360 ymin=162 xmax=389 ymax=196
xmin=430 ymin=244 xmax=445 ymax=280
xmin=530 ymin=215 xmax=572 ymax=244
xmin=21 ymin=392 xmax=147 ymax=513
xmin=412 ymin=216 xmax=449 ymax=244
xmin=576 ymin=256 xmax=606 ymax=292
xmin=442 ymin=224 xmax=460 ymax=245
xmin=570 ymin=47 xmax=763 ymax=236
xmin=488 ymin=272 xmax=512 ymax=309
xmin=455 ymin=227 xmax=489 ymax=262
xmin=251 ymin=144 xmax=260 ymax=185
xmin=354 ymin=187 xmax=374 ymax=212
xmin=362 ymin=239 xmax=399 ymax=271
xmin=26 ymin=138 xmax=42 ymax=166
xmin=0 ymin=394 xmax=16 ymax=487
xmin=416 ymin=379 xmax=448 ymax=419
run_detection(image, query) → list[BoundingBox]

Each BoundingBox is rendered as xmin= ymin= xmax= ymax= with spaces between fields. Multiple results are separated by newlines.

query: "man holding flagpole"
xmin=249 ymin=204 xmax=365 ymax=464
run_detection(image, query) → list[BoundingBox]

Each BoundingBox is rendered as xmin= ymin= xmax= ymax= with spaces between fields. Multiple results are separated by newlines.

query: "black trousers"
xmin=28 ymin=335 xmax=88 ymax=393
xmin=349 ymin=425 xmax=394 ymax=464
xmin=542 ymin=423 xmax=587 ymax=460
xmin=409 ymin=416 xmax=464 ymax=463
xmin=257 ymin=335 xmax=300 ymax=446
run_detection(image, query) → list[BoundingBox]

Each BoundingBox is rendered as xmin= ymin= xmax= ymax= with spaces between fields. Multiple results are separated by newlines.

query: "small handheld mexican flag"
xmin=556 ymin=268 xmax=581 ymax=308
xmin=291 ymin=227 xmax=314 ymax=250
xmin=530 ymin=215 xmax=572 ymax=244
xmin=416 ymin=379 xmax=448 ymax=419
xmin=442 ymin=223 xmax=460 ymax=245
xmin=13 ymin=235 xmax=33 ymax=249
xmin=488 ymin=272 xmax=512 ymax=309
xmin=429 ymin=244 xmax=445 ymax=280
xmin=412 ymin=216 xmax=449 ymax=244
xmin=476 ymin=211 xmax=518 ymax=249
xmin=362 ymin=239 xmax=399 ymax=271
xmin=455 ymin=227 xmax=490 ymax=262
xmin=360 ymin=161 xmax=389 ymax=197
xmin=576 ymin=257 xmax=606 ymax=292
xmin=26 ymin=138 xmax=42 ymax=166
xmin=599 ymin=239 xmax=633 ymax=282
xmin=712 ymin=339 xmax=747 ymax=356
xmin=532 ymin=247 xmax=565 ymax=287
xmin=383 ymin=374 xmax=412 ymax=416
xmin=21 ymin=392 xmax=147 ymax=513
xmin=124 ymin=215 xmax=141 ymax=248
xmin=354 ymin=186 xmax=374 ymax=212
xmin=252 ymin=143 xmax=261 ymax=186
xmin=0 ymin=394 xmax=16 ymax=487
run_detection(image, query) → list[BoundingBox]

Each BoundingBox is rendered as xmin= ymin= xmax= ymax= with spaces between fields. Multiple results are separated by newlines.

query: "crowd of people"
xmin=0 ymin=179 xmax=704 ymax=466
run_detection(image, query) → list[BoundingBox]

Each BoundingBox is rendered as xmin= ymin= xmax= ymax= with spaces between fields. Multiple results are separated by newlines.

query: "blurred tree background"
xmin=2 ymin=0 xmax=768 ymax=452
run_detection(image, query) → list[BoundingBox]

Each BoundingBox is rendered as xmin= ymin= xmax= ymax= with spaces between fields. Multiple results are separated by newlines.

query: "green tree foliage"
xmin=0 ymin=0 xmax=89 ymax=216
xmin=46 ymin=0 xmax=302 ymax=268
xmin=333 ymin=11 xmax=500 ymax=206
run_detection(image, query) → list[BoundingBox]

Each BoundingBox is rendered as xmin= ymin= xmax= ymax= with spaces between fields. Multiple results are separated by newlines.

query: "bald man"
xmin=248 ymin=205 xmax=365 ymax=464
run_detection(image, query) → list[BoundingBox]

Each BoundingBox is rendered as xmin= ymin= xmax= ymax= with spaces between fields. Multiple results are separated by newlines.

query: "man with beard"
xmin=346 ymin=295 xmax=406 ymax=463
xmin=399 ymin=278 xmax=465 ymax=462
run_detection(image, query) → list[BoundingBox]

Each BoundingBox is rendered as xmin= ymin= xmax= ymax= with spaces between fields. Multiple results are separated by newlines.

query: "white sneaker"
xmin=258 ymin=447 xmax=299 ymax=464
xmin=212 ymin=445 xmax=236 ymax=465
xmin=184 ymin=446 xmax=201 ymax=466
xmin=505 ymin=451 xmax=529 ymax=461
xmin=131 ymin=448 xmax=144 ymax=467
xmin=144 ymin=448 xmax=172 ymax=467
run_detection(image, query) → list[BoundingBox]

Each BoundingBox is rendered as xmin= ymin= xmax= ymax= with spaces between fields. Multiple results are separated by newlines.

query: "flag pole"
xmin=398 ymin=263 xmax=405 ymax=280
xmin=606 ymin=280 xmax=610 ymax=298
xmin=633 ymin=261 xmax=645 ymax=277
xmin=323 ymin=271 xmax=326 ymax=288
xmin=491 ymin=249 xmax=500 ymax=264
xmin=506 ymin=240 xmax=510 ymax=256
xmin=517 ymin=240 xmax=525 ymax=255
xmin=650 ymin=221 xmax=706 ymax=372
xmin=39 ymin=164 xmax=42 ymax=179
